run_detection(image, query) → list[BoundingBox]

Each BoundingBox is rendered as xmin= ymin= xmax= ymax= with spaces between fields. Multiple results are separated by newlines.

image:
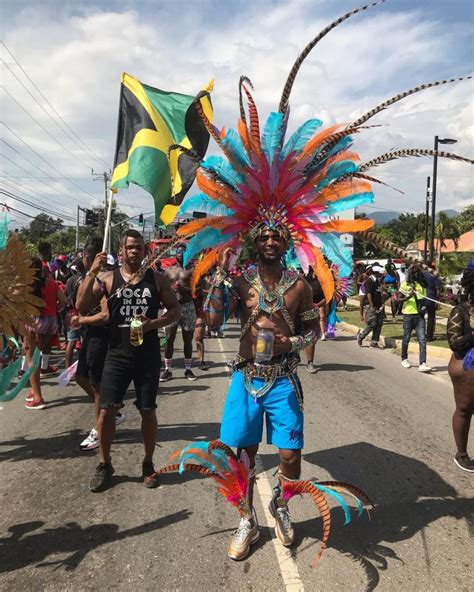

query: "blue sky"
xmin=1 ymin=0 xmax=473 ymax=229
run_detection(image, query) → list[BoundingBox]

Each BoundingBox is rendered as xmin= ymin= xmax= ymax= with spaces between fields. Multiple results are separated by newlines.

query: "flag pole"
xmin=102 ymin=185 xmax=114 ymax=252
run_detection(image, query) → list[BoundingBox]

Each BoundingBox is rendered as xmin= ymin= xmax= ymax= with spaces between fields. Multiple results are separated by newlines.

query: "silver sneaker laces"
xmin=234 ymin=518 xmax=252 ymax=544
xmin=276 ymin=505 xmax=292 ymax=531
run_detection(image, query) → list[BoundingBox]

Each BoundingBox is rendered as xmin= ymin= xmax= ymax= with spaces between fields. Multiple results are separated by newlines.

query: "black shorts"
xmin=100 ymin=350 xmax=160 ymax=411
xmin=76 ymin=331 xmax=108 ymax=386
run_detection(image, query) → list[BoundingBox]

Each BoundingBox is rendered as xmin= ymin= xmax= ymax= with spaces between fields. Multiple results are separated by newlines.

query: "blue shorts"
xmin=220 ymin=371 xmax=304 ymax=450
xmin=67 ymin=327 xmax=83 ymax=341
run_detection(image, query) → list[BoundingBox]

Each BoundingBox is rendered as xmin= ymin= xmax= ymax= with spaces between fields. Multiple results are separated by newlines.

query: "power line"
xmin=0 ymin=181 xmax=74 ymax=218
xmin=0 ymin=139 xmax=79 ymax=212
xmin=0 ymin=153 xmax=97 ymax=213
xmin=1 ymin=202 xmax=75 ymax=229
xmin=0 ymin=121 xmax=100 ymax=202
xmin=0 ymin=187 xmax=76 ymax=221
xmin=0 ymin=135 xmax=95 ymax=209
xmin=1 ymin=57 xmax=108 ymax=172
xmin=0 ymin=84 xmax=98 ymax=171
xmin=0 ymin=154 xmax=96 ymax=208
xmin=0 ymin=41 xmax=110 ymax=169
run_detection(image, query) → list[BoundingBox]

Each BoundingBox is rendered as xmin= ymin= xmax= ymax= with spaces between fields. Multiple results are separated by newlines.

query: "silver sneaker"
xmin=227 ymin=516 xmax=260 ymax=560
xmin=269 ymin=488 xmax=294 ymax=546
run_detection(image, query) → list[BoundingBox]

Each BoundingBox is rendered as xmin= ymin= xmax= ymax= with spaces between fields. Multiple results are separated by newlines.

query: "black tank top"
xmin=107 ymin=268 xmax=160 ymax=356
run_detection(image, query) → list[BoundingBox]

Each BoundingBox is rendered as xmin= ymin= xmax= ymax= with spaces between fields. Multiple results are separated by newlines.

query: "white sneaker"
xmin=418 ymin=363 xmax=432 ymax=373
xmin=320 ymin=334 xmax=326 ymax=341
xmin=115 ymin=411 xmax=126 ymax=426
xmin=80 ymin=428 xmax=99 ymax=451
xmin=306 ymin=362 xmax=318 ymax=374
xmin=401 ymin=359 xmax=411 ymax=369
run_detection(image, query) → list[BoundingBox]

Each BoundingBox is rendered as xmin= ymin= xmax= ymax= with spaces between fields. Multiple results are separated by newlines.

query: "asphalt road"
xmin=0 ymin=323 xmax=472 ymax=592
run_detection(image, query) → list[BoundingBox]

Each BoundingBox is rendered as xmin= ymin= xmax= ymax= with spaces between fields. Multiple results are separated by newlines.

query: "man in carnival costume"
xmin=156 ymin=1 xmax=473 ymax=564
xmin=206 ymin=222 xmax=318 ymax=559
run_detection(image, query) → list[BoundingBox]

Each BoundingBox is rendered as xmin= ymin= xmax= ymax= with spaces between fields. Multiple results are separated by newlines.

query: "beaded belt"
xmin=231 ymin=354 xmax=303 ymax=409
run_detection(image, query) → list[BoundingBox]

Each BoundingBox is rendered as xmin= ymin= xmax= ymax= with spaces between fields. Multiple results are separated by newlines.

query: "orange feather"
xmin=196 ymin=169 xmax=238 ymax=209
xmin=237 ymin=118 xmax=251 ymax=152
xmin=177 ymin=217 xmax=226 ymax=237
xmin=319 ymin=179 xmax=372 ymax=202
xmin=296 ymin=124 xmax=342 ymax=161
xmin=313 ymin=247 xmax=335 ymax=302
xmin=191 ymin=249 xmax=220 ymax=294
xmin=322 ymin=219 xmax=374 ymax=233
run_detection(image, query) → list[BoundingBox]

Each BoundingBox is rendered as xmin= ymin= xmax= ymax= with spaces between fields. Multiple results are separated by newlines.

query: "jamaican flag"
xmin=111 ymin=73 xmax=213 ymax=225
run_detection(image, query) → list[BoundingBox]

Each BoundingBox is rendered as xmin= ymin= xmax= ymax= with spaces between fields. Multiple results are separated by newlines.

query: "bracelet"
xmin=86 ymin=270 xmax=98 ymax=278
xmin=289 ymin=335 xmax=304 ymax=353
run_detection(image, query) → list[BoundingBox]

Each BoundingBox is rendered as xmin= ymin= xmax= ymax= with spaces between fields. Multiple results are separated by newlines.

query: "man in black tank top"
xmin=77 ymin=229 xmax=180 ymax=492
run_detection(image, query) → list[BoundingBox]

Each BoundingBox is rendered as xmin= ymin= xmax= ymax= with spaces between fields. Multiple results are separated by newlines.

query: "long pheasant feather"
xmin=350 ymin=76 xmax=472 ymax=128
xmin=279 ymin=1 xmax=385 ymax=112
xmin=359 ymin=148 xmax=474 ymax=171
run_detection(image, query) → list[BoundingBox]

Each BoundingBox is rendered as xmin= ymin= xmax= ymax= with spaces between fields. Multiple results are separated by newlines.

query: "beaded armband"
xmin=300 ymin=308 xmax=318 ymax=322
xmin=289 ymin=328 xmax=319 ymax=353
xmin=204 ymin=267 xmax=232 ymax=315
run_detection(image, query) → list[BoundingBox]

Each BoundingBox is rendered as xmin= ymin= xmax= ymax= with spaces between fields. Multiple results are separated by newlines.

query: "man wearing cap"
xmin=357 ymin=264 xmax=385 ymax=348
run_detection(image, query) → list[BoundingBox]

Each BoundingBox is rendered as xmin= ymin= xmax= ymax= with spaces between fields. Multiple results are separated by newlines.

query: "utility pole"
xmin=76 ymin=205 xmax=87 ymax=252
xmin=91 ymin=170 xmax=112 ymax=248
xmin=76 ymin=204 xmax=80 ymax=251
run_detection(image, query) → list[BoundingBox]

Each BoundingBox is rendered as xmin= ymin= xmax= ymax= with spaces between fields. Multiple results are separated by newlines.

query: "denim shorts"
xmin=220 ymin=371 xmax=304 ymax=450
xmin=67 ymin=327 xmax=83 ymax=341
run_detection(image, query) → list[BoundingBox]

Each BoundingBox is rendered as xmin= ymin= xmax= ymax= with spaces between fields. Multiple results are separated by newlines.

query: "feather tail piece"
xmin=282 ymin=478 xmax=373 ymax=566
xmin=158 ymin=440 xmax=251 ymax=517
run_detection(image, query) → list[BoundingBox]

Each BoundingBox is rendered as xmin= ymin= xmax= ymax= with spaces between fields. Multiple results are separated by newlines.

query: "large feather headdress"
xmin=175 ymin=0 xmax=473 ymax=300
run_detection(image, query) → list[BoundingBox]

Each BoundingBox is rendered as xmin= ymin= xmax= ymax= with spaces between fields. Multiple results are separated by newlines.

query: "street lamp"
xmin=423 ymin=176 xmax=431 ymax=263
xmin=429 ymin=136 xmax=457 ymax=263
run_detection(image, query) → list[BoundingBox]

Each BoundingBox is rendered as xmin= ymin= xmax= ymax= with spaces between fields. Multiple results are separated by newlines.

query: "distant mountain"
xmin=362 ymin=209 xmax=459 ymax=226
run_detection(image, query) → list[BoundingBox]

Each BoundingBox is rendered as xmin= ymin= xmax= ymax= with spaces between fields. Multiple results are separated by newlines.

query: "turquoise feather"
xmin=313 ymin=482 xmax=352 ymax=525
xmin=179 ymin=452 xmax=218 ymax=475
xmin=316 ymin=160 xmax=358 ymax=191
xmin=262 ymin=112 xmax=285 ymax=165
xmin=222 ymin=129 xmax=251 ymax=166
xmin=178 ymin=193 xmax=235 ymax=217
xmin=281 ymin=118 xmax=323 ymax=160
xmin=319 ymin=233 xmax=352 ymax=278
xmin=307 ymin=136 xmax=354 ymax=175
xmin=183 ymin=227 xmax=226 ymax=265
xmin=201 ymin=155 xmax=244 ymax=190
xmin=324 ymin=192 xmax=374 ymax=214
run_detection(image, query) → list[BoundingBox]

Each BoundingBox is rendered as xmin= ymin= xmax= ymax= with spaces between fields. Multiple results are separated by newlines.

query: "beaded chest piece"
xmin=240 ymin=267 xmax=299 ymax=340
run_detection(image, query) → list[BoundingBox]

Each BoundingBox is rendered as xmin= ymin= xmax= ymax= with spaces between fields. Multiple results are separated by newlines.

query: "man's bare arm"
xmin=141 ymin=272 xmax=180 ymax=333
xmin=76 ymin=252 xmax=108 ymax=314
xmin=77 ymin=297 xmax=109 ymax=326
xmin=205 ymin=248 xmax=240 ymax=330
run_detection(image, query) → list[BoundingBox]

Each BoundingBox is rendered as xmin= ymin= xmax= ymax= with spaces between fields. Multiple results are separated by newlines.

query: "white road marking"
xmin=216 ymin=337 xmax=305 ymax=592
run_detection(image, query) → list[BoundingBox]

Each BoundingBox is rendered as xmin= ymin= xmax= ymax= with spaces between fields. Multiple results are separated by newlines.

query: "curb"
xmin=339 ymin=322 xmax=452 ymax=360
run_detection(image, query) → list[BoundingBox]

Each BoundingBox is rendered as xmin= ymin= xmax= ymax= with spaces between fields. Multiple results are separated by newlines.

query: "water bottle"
xmin=130 ymin=317 xmax=144 ymax=347
xmin=254 ymin=328 xmax=275 ymax=364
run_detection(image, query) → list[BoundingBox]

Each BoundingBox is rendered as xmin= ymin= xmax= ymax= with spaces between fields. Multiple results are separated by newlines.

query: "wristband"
xmin=86 ymin=270 xmax=98 ymax=278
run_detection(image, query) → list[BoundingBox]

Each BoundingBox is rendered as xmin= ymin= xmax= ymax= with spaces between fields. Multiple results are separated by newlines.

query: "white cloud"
xmin=1 ymin=0 xmax=472 ymax=228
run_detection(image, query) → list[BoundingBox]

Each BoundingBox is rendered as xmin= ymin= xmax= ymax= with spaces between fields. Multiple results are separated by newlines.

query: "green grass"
xmin=337 ymin=305 xmax=449 ymax=348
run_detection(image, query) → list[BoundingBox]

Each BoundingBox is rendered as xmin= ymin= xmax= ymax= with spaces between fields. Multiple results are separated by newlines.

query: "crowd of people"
xmin=8 ymin=226 xmax=473 ymax=563
xmin=353 ymin=258 xmax=453 ymax=371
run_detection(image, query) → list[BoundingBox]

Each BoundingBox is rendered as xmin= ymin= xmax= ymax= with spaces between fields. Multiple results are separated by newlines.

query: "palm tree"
xmin=434 ymin=211 xmax=461 ymax=264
